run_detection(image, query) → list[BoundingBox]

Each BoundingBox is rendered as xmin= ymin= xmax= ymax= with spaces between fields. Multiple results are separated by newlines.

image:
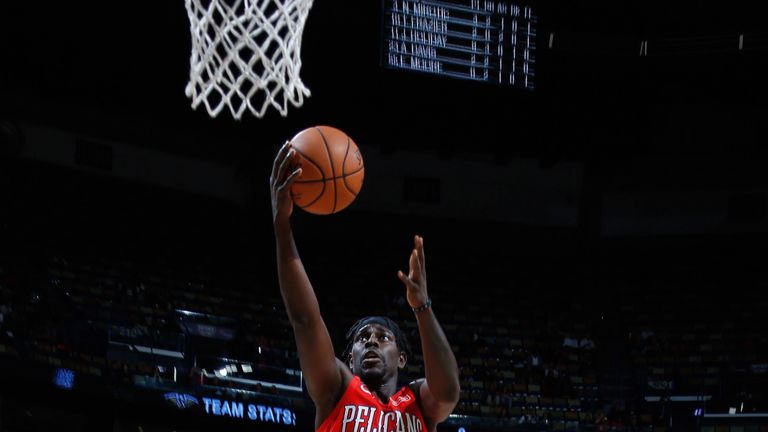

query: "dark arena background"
xmin=1 ymin=1 xmax=768 ymax=431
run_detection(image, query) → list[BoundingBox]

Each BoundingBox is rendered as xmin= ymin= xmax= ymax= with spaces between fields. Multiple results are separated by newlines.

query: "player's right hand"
xmin=270 ymin=141 xmax=302 ymax=223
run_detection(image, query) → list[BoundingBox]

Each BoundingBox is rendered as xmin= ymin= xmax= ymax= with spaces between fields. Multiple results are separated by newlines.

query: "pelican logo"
xmin=164 ymin=392 xmax=200 ymax=409
xmin=391 ymin=394 xmax=412 ymax=407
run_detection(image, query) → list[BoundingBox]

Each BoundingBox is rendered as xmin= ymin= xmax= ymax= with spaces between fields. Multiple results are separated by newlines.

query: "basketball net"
xmin=184 ymin=0 xmax=313 ymax=119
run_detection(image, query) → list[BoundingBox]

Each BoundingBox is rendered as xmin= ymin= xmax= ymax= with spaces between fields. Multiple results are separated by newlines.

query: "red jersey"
xmin=317 ymin=376 xmax=426 ymax=432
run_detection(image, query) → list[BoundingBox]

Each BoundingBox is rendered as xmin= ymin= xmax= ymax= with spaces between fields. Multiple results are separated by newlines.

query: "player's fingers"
xmin=278 ymin=167 xmax=302 ymax=193
xmin=411 ymin=249 xmax=423 ymax=280
xmin=276 ymin=140 xmax=292 ymax=161
xmin=417 ymin=235 xmax=426 ymax=269
xmin=271 ymin=141 xmax=292 ymax=182
xmin=397 ymin=270 xmax=415 ymax=289
xmin=276 ymin=148 xmax=296 ymax=183
xmin=409 ymin=249 xmax=420 ymax=279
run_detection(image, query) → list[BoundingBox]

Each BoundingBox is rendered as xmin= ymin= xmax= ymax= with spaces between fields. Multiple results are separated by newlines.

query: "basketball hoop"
xmin=184 ymin=0 xmax=313 ymax=119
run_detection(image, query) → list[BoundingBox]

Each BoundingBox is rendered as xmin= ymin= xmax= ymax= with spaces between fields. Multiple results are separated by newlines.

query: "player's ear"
xmin=398 ymin=351 xmax=407 ymax=369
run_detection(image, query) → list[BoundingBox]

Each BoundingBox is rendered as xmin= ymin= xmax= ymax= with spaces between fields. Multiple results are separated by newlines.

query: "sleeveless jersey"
xmin=317 ymin=376 xmax=426 ymax=432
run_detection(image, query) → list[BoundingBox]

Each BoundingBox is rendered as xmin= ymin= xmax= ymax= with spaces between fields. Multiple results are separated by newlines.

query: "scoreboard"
xmin=382 ymin=0 xmax=537 ymax=90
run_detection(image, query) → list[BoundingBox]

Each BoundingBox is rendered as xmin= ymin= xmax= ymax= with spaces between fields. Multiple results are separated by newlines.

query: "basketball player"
xmin=269 ymin=141 xmax=460 ymax=432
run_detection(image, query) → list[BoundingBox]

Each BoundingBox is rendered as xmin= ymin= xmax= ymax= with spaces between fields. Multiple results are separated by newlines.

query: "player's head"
xmin=343 ymin=316 xmax=411 ymax=382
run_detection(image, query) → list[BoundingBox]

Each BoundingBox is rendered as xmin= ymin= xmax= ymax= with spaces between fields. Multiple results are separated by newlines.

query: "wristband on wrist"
xmin=412 ymin=298 xmax=432 ymax=313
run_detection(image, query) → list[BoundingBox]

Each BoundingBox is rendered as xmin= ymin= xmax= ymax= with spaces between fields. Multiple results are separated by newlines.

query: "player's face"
xmin=350 ymin=324 xmax=406 ymax=381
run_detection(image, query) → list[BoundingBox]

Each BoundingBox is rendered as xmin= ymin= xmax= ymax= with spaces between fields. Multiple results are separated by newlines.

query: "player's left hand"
xmin=398 ymin=235 xmax=429 ymax=309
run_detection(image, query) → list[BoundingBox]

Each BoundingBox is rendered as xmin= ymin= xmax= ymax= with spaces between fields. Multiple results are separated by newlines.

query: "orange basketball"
xmin=289 ymin=125 xmax=364 ymax=215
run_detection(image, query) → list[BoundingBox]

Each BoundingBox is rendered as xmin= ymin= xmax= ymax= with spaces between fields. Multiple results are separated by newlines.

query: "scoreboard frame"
xmin=380 ymin=0 xmax=539 ymax=90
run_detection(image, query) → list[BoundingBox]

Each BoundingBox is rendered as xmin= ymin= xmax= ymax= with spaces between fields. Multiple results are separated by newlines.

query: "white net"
xmin=184 ymin=0 xmax=313 ymax=119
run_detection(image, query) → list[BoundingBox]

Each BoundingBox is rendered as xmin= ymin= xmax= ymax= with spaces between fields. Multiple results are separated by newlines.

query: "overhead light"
xmin=53 ymin=368 xmax=75 ymax=390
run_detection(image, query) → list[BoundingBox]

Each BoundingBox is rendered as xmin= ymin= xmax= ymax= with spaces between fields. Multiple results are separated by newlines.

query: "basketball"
xmin=288 ymin=126 xmax=364 ymax=215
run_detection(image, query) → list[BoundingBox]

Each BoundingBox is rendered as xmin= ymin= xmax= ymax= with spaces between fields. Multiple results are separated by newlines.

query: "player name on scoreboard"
xmin=382 ymin=0 xmax=537 ymax=89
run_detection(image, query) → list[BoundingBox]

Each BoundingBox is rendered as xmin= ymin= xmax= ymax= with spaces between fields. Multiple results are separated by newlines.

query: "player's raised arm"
xmin=270 ymin=141 xmax=351 ymax=423
xmin=398 ymin=235 xmax=460 ymax=427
